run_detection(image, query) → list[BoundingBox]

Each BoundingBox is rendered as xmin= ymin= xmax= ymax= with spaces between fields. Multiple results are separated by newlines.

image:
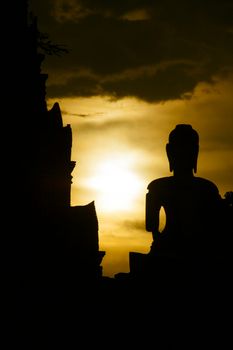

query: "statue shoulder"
xmin=194 ymin=177 xmax=220 ymax=193
xmin=147 ymin=177 xmax=172 ymax=192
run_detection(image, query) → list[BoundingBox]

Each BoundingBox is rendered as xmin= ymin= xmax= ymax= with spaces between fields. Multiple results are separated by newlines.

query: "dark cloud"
xmin=62 ymin=110 xmax=104 ymax=117
xmin=101 ymin=62 xmax=201 ymax=102
xmin=30 ymin=0 xmax=233 ymax=102
xmin=48 ymin=74 xmax=102 ymax=97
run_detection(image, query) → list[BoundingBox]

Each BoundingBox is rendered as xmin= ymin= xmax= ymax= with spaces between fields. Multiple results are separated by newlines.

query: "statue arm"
xmin=145 ymin=188 xmax=161 ymax=242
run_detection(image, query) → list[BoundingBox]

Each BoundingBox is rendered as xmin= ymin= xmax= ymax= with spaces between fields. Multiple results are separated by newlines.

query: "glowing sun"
xmin=86 ymin=157 xmax=143 ymax=212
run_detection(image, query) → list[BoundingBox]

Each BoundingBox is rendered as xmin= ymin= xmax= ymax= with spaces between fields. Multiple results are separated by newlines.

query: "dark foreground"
xmin=6 ymin=259 xmax=232 ymax=348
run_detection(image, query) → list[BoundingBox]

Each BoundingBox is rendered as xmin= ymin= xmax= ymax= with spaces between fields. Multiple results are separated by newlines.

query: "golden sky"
xmin=30 ymin=0 xmax=233 ymax=277
xmin=48 ymin=75 xmax=233 ymax=276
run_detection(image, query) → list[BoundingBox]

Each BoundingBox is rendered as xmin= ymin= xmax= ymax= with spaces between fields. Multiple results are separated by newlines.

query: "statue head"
xmin=166 ymin=124 xmax=199 ymax=174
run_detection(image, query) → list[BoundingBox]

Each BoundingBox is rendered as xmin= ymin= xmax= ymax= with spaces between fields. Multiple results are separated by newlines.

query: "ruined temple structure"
xmin=8 ymin=0 xmax=105 ymax=289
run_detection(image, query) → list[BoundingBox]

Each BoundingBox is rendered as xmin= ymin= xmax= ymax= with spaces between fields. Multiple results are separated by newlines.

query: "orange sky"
xmin=48 ymin=75 xmax=233 ymax=276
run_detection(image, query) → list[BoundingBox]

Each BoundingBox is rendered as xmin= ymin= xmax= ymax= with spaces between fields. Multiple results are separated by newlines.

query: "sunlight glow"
xmin=86 ymin=158 xmax=143 ymax=212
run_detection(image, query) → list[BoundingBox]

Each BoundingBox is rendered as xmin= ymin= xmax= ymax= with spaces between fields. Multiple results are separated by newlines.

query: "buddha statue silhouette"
xmin=145 ymin=124 xmax=223 ymax=260
xmin=127 ymin=124 xmax=232 ymax=282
